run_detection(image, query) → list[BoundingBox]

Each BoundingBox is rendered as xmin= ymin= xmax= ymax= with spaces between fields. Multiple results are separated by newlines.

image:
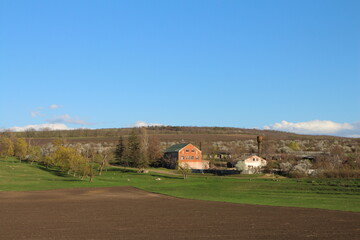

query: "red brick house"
xmin=164 ymin=143 xmax=209 ymax=169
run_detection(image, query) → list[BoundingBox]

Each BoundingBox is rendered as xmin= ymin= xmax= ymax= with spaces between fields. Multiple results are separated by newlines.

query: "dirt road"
xmin=0 ymin=187 xmax=359 ymax=239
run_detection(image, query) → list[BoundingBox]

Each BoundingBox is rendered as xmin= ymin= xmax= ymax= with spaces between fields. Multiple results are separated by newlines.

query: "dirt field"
xmin=0 ymin=187 xmax=359 ymax=240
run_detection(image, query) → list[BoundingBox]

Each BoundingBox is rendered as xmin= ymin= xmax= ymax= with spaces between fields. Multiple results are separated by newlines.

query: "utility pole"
xmin=257 ymin=136 xmax=263 ymax=156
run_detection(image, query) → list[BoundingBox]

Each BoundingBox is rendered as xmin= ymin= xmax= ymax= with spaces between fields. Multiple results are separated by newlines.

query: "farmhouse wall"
xmin=178 ymin=144 xmax=202 ymax=161
xmin=244 ymin=156 xmax=267 ymax=168
xmin=179 ymin=160 xmax=209 ymax=170
xmin=164 ymin=143 xmax=209 ymax=170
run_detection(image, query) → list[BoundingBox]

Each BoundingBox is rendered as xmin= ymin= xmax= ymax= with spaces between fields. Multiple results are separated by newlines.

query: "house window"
xmin=181 ymin=156 xmax=184 ymax=160
xmin=186 ymin=149 xmax=189 ymax=152
xmin=196 ymin=156 xmax=199 ymax=159
xmin=253 ymin=158 xmax=255 ymax=161
xmin=191 ymin=149 xmax=194 ymax=152
xmin=191 ymin=156 xmax=194 ymax=159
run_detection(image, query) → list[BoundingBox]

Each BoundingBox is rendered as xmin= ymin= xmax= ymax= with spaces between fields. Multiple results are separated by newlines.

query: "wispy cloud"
xmin=30 ymin=104 xmax=62 ymax=117
xmin=30 ymin=111 xmax=44 ymax=117
xmin=30 ymin=107 xmax=45 ymax=118
xmin=46 ymin=114 xmax=91 ymax=125
xmin=2 ymin=123 xmax=71 ymax=132
xmin=133 ymin=121 xmax=164 ymax=128
xmin=49 ymin=104 xmax=62 ymax=109
xmin=264 ymin=120 xmax=360 ymax=137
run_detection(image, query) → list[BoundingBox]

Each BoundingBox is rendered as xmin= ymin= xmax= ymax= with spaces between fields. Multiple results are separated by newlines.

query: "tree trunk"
xmin=99 ymin=163 xmax=104 ymax=176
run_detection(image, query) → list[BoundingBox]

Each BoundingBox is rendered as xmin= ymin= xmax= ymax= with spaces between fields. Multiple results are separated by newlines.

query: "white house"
xmin=235 ymin=155 xmax=267 ymax=174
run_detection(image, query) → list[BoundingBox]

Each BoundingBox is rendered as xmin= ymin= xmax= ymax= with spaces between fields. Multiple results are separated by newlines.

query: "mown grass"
xmin=1 ymin=157 xmax=359 ymax=212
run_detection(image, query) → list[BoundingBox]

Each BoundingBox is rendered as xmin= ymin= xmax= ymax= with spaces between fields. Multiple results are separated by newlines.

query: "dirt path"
xmin=0 ymin=187 xmax=359 ymax=239
xmin=112 ymin=165 xmax=182 ymax=176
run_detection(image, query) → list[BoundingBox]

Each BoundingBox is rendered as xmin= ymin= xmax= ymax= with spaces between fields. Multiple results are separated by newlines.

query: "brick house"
xmin=164 ymin=143 xmax=209 ymax=170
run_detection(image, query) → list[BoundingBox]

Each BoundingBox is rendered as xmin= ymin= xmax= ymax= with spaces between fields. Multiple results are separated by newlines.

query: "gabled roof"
xmin=164 ymin=143 xmax=189 ymax=153
xmin=237 ymin=155 xmax=266 ymax=161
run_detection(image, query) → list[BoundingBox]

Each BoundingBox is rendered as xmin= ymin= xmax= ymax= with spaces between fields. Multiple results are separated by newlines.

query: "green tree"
xmin=114 ymin=136 xmax=125 ymax=165
xmin=127 ymin=129 xmax=141 ymax=168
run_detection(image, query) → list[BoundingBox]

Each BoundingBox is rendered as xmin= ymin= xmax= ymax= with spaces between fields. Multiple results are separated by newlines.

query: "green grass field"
xmin=1 ymin=157 xmax=359 ymax=212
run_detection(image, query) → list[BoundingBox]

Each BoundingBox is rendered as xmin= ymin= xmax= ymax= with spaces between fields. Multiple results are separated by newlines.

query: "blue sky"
xmin=1 ymin=0 xmax=359 ymax=137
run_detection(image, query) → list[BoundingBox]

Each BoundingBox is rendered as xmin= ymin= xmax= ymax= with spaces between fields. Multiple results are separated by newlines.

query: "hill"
xmin=2 ymin=126 xmax=359 ymax=156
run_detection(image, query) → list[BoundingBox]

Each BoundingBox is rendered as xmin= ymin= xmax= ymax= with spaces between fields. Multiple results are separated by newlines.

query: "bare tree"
xmin=177 ymin=162 xmax=191 ymax=180
xmin=98 ymin=148 xmax=111 ymax=176
xmin=139 ymin=127 xmax=149 ymax=170
xmin=148 ymin=135 xmax=162 ymax=166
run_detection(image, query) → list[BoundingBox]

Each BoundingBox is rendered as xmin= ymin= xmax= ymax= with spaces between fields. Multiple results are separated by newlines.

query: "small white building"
xmin=235 ymin=155 xmax=267 ymax=174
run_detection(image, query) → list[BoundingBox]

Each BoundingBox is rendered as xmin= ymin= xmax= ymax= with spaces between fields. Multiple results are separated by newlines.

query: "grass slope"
xmin=1 ymin=158 xmax=359 ymax=212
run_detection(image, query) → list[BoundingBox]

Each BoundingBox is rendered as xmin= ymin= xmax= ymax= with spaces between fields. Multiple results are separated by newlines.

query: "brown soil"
xmin=0 ymin=187 xmax=359 ymax=240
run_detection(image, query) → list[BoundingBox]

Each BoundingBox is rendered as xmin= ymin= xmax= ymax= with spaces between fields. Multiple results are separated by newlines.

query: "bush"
xmin=289 ymin=142 xmax=300 ymax=151
xmin=318 ymin=169 xmax=360 ymax=178
xmin=289 ymin=171 xmax=307 ymax=178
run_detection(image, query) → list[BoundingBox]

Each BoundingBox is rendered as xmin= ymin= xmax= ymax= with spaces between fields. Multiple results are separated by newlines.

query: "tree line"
xmin=114 ymin=128 xmax=163 ymax=169
xmin=0 ymin=136 xmax=114 ymax=182
xmin=0 ymin=128 xmax=164 ymax=182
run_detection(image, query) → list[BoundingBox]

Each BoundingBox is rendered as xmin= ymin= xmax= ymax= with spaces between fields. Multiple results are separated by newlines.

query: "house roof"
xmin=237 ymin=155 xmax=266 ymax=162
xmin=164 ymin=143 xmax=189 ymax=153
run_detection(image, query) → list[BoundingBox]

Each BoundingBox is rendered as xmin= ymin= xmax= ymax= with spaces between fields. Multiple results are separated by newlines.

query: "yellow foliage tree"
xmin=0 ymin=137 xmax=14 ymax=157
xmin=28 ymin=146 xmax=42 ymax=164
xmin=14 ymin=138 xmax=28 ymax=161
xmin=289 ymin=141 xmax=300 ymax=151
xmin=50 ymin=145 xmax=94 ymax=182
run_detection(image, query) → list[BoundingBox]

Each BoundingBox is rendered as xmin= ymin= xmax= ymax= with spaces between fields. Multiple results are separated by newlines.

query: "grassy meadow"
xmin=1 ymin=157 xmax=359 ymax=212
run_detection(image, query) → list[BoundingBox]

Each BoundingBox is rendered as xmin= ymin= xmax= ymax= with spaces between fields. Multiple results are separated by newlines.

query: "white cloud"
xmin=46 ymin=114 xmax=91 ymax=125
xmin=3 ymin=123 xmax=71 ymax=132
xmin=133 ymin=121 xmax=164 ymax=128
xmin=30 ymin=107 xmax=45 ymax=117
xmin=30 ymin=111 xmax=44 ymax=117
xmin=49 ymin=104 xmax=62 ymax=109
xmin=264 ymin=120 xmax=359 ymax=137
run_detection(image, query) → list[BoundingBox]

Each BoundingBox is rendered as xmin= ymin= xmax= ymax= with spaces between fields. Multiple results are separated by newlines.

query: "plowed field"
xmin=1 ymin=187 xmax=359 ymax=239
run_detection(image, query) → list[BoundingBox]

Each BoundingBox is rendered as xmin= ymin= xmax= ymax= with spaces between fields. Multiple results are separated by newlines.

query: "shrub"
xmin=289 ymin=141 xmax=300 ymax=151
xmin=318 ymin=169 xmax=360 ymax=179
xmin=289 ymin=171 xmax=307 ymax=178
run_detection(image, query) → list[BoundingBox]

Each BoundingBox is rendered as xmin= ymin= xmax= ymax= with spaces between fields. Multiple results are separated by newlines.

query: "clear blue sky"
xmin=1 ymin=0 xmax=359 ymax=137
